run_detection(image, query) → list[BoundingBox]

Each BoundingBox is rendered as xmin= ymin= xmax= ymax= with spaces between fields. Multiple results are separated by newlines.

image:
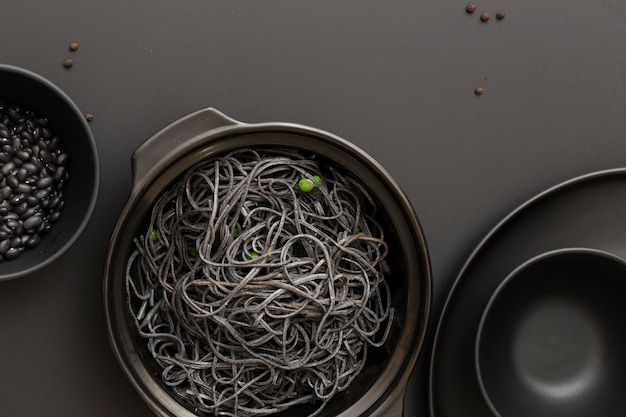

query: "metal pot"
xmin=103 ymin=108 xmax=431 ymax=417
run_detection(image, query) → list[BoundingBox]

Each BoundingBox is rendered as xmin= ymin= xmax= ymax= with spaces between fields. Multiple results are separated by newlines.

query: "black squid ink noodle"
xmin=125 ymin=148 xmax=393 ymax=417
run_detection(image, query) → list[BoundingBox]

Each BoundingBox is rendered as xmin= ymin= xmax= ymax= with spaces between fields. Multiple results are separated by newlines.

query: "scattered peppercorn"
xmin=69 ymin=42 xmax=79 ymax=51
xmin=475 ymin=87 xmax=485 ymax=95
xmin=480 ymin=12 xmax=490 ymax=22
xmin=85 ymin=113 xmax=94 ymax=122
xmin=496 ymin=11 xmax=505 ymax=20
xmin=466 ymin=3 xmax=477 ymax=13
xmin=63 ymin=58 xmax=73 ymax=69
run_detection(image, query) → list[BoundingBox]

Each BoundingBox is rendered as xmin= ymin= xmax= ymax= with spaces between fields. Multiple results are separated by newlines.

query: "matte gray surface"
xmin=1 ymin=1 xmax=625 ymax=416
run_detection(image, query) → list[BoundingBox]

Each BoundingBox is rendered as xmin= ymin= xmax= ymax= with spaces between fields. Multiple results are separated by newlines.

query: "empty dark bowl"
xmin=475 ymin=248 xmax=626 ymax=417
xmin=0 ymin=64 xmax=99 ymax=280
xmin=103 ymin=108 xmax=432 ymax=417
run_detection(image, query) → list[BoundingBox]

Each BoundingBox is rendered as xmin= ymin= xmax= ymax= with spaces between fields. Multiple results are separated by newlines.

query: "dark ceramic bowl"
xmin=476 ymin=248 xmax=626 ymax=417
xmin=0 ymin=64 xmax=99 ymax=280
xmin=103 ymin=107 xmax=432 ymax=417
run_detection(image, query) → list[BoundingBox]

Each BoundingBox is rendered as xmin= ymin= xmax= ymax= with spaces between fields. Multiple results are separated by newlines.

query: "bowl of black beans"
xmin=0 ymin=64 xmax=99 ymax=280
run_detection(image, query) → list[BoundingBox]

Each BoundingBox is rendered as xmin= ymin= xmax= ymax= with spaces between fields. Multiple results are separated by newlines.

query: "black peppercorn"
xmin=475 ymin=87 xmax=485 ymax=95
xmin=63 ymin=58 xmax=73 ymax=69
xmin=85 ymin=113 xmax=94 ymax=122
xmin=69 ymin=42 xmax=79 ymax=51
xmin=496 ymin=11 xmax=505 ymax=20
xmin=480 ymin=12 xmax=490 ymax=22
xmin=466 ymin=3 xmax=477 ymax=13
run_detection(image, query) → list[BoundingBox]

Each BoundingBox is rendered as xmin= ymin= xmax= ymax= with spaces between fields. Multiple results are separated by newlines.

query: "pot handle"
xmin=130 ymin=107 xmax=241 ymax=190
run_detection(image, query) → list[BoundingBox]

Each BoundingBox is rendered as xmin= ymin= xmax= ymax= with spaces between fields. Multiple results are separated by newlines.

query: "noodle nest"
xmin=126 ymin=149 xmax=393 ymax=416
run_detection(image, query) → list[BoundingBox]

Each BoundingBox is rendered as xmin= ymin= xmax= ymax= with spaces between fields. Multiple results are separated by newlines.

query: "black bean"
xmin=49 ymin=210 xmax=62 ymax=223
xmin=4 ymin=248 xmax=21 ymax=260
xmin=10 ymin=193 xmax=26 ymax=205
xmin=34 ymin=188 xmax=49 ymax=201
xmin=0 ymin=230 xmax=8 ymax=240
xmin=26 ymin=195 xmax=39 ymax=206
xmin=0 ymin=186 xmax=11 ymax=199
xmin=10 ymin=237 xmax=21 ymax=247
xmin=23 ymin=214 xmax=43 ymax=230
xmin=30 ymin=156 xmax=43 ymax=171
xmin=44 ymin=163 xmax=56 ymax=175
xmin=7 ymin=107 xmax=22 ymax=123
xmin=6 ymin=174 xmax=19 ymax=189
xmin=48 ymin=195 xmax=61 ymax=209
xmin=0 ymin=204 xmax=8 ymax=217
xmin=13 ymin=202 xmax=28 ymax=216
xmin=6 ymin=218 xmax=20 ymax=230
xmin=0 ymin=151 xmax=10 ymax=163
xmin=20 ymin=162 xmax=39 ymax=174
xmin=41 ymin=127 xmax=52 ymax=139
xmin=1 ymin=161 xmax=16 ymax=175
xmin=53 ymin=166 xmax=66 ymax=182
xmin=0 ymin=239 xmax=9 ymax=255
xmin=48 ymin=136 xmax=60 ymax=152
xmin=38 ymin=222 xmax=51 ymax=234
xmin=16 ymin=183 xmax=32 ymax=194
xmin=25 ymin=235 xmax=40 ymax=248
xmin=36 ymin=117 xmax=49 ymax=127
xmin=38 ymin=148 xmax=52 ymax=163
xmin=55 ymin=152 xmax=69 ymax=166
xmin=37 ymin=176 xmax=54 ymax=188
xmin=2 ymin=144 xmax=13 ymax=154
xmin=20 ymin=130 xmax=33 ymax=142
xmin=20 ymin=207 xmax=37 ymax=221
xmin=32 ymin=127 xmax=42 ymax=141
xmin=16 ymin=167 xmax=29 ymax=182
xmin=14 ymin=149 xmax=30 ymax=161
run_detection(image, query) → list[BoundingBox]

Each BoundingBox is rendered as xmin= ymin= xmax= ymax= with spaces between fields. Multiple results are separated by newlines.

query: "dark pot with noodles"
xmin=103 ymin=108 xmax=432 ymax=417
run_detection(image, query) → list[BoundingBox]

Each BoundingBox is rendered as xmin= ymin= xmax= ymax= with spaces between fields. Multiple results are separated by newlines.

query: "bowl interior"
xmin=105 ymin=129 xmax=430 ymax=416
xmin=476 ymin=249 xmax=626 ymax=417
xmin=0 ymin=65 xmax=99 ymax=279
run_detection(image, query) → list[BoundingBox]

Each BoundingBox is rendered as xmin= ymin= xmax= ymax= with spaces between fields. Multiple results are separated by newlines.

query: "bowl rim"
xmin=0 ymin=63 xmax=100 ymax=280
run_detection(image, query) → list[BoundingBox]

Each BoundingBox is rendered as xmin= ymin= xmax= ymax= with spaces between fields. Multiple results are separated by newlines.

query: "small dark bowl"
xmin=476 ymin=248 xmax=626 ymax=417
xmin=0 ymin=64 xmax=99 ymax=280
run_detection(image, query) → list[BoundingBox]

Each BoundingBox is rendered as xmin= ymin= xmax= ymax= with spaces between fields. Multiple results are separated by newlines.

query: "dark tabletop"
xmin=1 ymin=1 xmax=625 ymax=416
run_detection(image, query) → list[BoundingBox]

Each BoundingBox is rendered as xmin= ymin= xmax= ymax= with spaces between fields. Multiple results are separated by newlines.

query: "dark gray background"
xmin=1 ymin=1 xmax=625 ymax=416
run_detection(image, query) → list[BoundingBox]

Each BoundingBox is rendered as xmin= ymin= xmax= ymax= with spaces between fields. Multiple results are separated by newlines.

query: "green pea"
xmin=188 ymin=249 xmax=199 ymax=258
xmin=250 ymin=251 xmax=260 ymax=258
xmin=298 ymin=175 xmax=321 ymax=193
xmin=354 ymin=226 xmax=362 ymax=234
xmin=151 ymin=228 xmax=158 ymax=241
